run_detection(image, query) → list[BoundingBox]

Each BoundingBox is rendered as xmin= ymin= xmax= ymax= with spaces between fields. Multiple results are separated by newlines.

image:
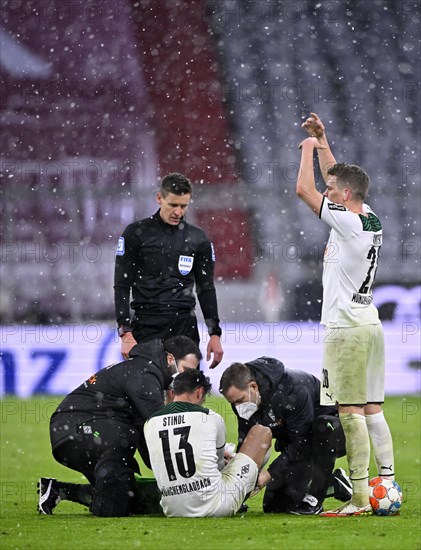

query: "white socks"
xmin=366 ymin=411 xmax=395 ymax=479
xmin=339 ymin=412 xmax=370 ymax=506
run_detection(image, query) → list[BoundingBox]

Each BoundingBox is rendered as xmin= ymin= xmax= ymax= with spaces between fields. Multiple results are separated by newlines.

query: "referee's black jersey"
xmin=50 ymin=339 xmax=172 ymax=450
xmin=114 ymin=211 xmax=221 ymax=335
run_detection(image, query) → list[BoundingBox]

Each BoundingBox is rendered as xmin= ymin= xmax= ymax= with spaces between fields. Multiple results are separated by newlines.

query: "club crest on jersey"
xmin=116 ymin=237 xmax=125 ymax=256
xmin=178 ymin=255 xmax=193 ymax=275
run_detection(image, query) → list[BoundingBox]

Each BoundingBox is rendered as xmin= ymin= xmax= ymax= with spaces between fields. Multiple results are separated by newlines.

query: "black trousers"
xmin=132 ymin=309 xmax=200 ymax=344
xmin=263 ymin=461 xmax=312 ymax=512
xmin=310 ymin=414 xmax=346 ymax=501
xmin=53 ymin=418 xmax=140 ymax=517
xmin=263 ymin=414 xmax=346 ymax=512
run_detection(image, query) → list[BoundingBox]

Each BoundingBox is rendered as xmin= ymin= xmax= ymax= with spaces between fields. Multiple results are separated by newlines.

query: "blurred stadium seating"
xmin=1 ymin=0 xmax=419 ymax=323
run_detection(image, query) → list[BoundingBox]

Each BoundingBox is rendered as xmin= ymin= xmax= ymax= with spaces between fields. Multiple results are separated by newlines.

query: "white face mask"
xmin=172 ymin=359 xmax=180 ymax=378
xmin=168 ymin=358 xmax=179 ymax=389
xmin=235 ymin=386 xmax=259 ymax=420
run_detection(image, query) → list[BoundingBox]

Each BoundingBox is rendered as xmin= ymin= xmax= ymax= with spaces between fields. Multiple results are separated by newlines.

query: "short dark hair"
xmin=163 ymin=335 xmax=202 ymax=363
xmin=173 ymin=368 xmax=212 ymax=396
xmin=160 ymin=173 xmax=193 ymax=197
xmin=327 ymin=163 xmax=370 ymax=201
xmin=219 ymin=362 xmax=255 ymax=394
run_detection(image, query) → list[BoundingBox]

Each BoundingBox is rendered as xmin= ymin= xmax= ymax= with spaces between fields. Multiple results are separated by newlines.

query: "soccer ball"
xmin=369 ymin=477 xmax=402 ymax=516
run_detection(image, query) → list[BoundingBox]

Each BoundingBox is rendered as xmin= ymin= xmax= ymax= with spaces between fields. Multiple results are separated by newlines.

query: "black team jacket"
xmin=50 ymin=339 xmax=172 ymax=463
xmin=114 ymin=210 xmax=222 ymax=337
xmin=233 ymin=357 xmax=338 ymax=484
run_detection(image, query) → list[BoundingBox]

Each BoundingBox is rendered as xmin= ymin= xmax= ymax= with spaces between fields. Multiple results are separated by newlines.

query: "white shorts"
xmin=211 ymin=453 xmax=258 ymax=517
xmin=320 ymin=324 xmax=385 ymax=406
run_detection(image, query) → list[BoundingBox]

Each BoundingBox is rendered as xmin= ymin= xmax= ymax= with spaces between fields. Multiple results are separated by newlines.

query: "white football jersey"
xmin=144 ymin=402 xmax=226 ymax=517
xmin=319 ymin=197 xmax=382 ymax=327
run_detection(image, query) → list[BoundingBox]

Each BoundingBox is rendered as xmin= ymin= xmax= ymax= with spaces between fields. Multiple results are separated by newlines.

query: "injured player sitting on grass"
xmin=144 ymin=368 xmax=272 ymax=517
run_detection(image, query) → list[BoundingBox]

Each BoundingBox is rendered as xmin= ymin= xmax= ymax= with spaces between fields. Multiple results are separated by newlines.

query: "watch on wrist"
xmin=118 ymin=325 xmax=132 ymax=337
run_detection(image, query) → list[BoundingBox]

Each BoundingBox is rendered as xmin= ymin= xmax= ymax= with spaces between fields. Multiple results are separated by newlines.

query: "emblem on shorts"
xmin=178 ymin=255 xmax=193 ymax=275
xmin=116 ymin=236 xmax=125 ymax=256
xmin=83 ymin=425 xmax=92 ymax=434
xmin=241 ymin=465 xmax=250 ymax=475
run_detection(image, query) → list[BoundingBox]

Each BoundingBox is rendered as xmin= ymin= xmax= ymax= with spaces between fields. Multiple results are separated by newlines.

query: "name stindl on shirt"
xmin=162 ymin=415 xmax=186 ymax=427
xmin=161 ymin=477 xmax=211 ymax=497
xmin=351 ymin=293 xmax=373 ymax=305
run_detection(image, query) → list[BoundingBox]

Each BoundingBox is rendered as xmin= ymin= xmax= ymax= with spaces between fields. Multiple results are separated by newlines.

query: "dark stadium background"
xmin=1 ymin=1 xmax=419 ymax=330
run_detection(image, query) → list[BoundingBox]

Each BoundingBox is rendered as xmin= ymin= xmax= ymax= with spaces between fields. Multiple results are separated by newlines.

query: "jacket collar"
xmin=153 ymin=210 xmax=184 ymax=233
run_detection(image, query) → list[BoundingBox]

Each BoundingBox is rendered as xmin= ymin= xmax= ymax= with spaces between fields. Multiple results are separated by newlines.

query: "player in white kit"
xmin=296 ymin=113 xmax=395 ymax=516
xmin=144 ymin=369 xmax=272 ymax=517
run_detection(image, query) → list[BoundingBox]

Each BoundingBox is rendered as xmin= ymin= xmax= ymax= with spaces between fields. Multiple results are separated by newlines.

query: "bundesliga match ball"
xmin=369 ymin=477 xmax=402 ymax=516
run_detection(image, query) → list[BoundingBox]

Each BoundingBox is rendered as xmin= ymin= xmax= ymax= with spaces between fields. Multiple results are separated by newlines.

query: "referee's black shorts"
xmin=132 ymin=310 xmax=200 ymax=345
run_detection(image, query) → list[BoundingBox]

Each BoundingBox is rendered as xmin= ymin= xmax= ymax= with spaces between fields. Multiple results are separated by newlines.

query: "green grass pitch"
xmin=1 ymin=395 xmax=420 ymax=550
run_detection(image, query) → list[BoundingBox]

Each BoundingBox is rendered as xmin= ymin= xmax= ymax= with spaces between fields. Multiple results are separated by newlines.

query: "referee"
xmin=114 ymin=172 xmax=223 ymax=368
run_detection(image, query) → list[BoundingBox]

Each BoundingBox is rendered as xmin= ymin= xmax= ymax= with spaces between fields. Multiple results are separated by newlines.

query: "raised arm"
xmin=296 ymin=137 xmax=326 ymax=215
xmin=302 ymin=112 xmax=337 ymax=182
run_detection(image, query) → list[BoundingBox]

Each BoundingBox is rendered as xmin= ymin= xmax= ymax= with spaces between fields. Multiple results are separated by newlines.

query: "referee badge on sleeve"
xmin=116 ymin=236 xmax=125 ymax=256
xmin=178 ymin=255 xmax=193 ymax=275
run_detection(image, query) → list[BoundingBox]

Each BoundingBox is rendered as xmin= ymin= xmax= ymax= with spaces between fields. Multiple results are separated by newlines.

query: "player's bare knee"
xmin=364 ymin=403 xmax=383 ymax=415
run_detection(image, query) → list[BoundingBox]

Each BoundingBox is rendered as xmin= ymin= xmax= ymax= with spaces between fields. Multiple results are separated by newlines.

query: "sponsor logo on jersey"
xmin=178 ymin=255 xmax=193 ymax=275
xmin=116 ymin=236 xmax=125 ymax=256
xmin=328 ymin=203 xmax=347 ymax=211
